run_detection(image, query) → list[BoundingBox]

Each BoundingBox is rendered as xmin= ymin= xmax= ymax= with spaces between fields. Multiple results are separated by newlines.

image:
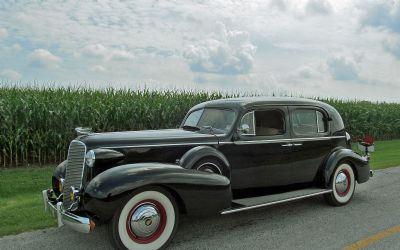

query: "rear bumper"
xmin=355 ymin=159 xmax=371 ymax=184
xmin=42 ymin=189 xmax=94 ymax=233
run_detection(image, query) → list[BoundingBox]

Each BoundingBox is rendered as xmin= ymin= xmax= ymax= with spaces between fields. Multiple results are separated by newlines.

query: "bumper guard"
xmin=42 ymin=189 xmax=94 ymax=233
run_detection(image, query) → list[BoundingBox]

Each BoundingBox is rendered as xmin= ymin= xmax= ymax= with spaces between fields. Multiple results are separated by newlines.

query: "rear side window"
xmin=291 ymin=109 xmax=327 ymax=135
xmin=240 ymin=109 xmax=285 ymax=136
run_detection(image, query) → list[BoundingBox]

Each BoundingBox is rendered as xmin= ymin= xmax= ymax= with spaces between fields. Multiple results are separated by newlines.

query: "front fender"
xmin=323 ymin=148 xmax=370 ymax=186
xmin=83 ymin=163 xmax=232 ymax=221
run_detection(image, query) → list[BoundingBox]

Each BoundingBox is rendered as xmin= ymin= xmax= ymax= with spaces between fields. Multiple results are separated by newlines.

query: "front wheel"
xmin=108 ymin=187 xmax=179 ymax=250
xmin=324 ymin=162 xmax=356 ymax=206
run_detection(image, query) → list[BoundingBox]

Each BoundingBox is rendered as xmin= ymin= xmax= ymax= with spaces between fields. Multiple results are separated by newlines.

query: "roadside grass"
xmin=0 ymin=166 xmax=56 ymax=237
xmin=0 ymin=139 xmax=399 ymax=237
xmin=353 ymin=139 xmax=400 ymax=170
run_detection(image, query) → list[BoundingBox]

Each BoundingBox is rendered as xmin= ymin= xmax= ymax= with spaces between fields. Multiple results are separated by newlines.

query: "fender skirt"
xmin=83 ymin=163 xmax=232 ymax=222
xmin=323 ymin=148 xmax=370 ymax=187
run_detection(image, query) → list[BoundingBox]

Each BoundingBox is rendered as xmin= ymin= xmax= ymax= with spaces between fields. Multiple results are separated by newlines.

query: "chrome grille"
xmin=63 ymin=140 xmax=86 ymax=210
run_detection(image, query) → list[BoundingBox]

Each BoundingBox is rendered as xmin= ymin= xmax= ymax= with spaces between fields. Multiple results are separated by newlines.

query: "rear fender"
xmin=322 ymin=148 xmax=370 ymax=187
xmin=83 ymin=163 xmax=232 ymax=221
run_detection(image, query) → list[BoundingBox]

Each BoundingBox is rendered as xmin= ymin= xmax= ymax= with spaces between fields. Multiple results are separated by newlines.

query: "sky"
xmin=0 ymin=0 xmax=399 ymax=101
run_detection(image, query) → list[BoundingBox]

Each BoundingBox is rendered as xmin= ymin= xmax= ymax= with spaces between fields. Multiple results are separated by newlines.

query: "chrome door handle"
xmin=292 ymin=143 xmax=303 ymax=146
xmin=281 ymin=143 xmax=293 ymax=147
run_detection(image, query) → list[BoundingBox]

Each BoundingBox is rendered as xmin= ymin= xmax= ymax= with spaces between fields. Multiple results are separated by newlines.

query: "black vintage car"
xmin=42 ymin=97 xmax=372 ymax=250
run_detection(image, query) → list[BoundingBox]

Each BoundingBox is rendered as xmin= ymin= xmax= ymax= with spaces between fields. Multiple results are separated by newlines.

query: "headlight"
xmin=85 ymin=150 xmax=96 ymax=167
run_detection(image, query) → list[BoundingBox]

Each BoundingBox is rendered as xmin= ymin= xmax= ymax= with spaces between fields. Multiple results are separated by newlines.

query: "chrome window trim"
xmin=252 ymin=111 xmax=255 ymax=135
xmin=239 ymin=111 xmax=255 ymax=136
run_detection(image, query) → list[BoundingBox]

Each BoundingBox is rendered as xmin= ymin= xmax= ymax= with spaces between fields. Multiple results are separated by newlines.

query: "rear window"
xmin=291 ymin=109 xmax=327 ymax=135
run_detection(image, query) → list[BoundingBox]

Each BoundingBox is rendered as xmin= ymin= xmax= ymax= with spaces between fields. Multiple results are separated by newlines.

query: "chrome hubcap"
xmin=130 ymin=204 xmax=160 ymax=238
xmin=335 ymin=171 xmax=349 ymax=195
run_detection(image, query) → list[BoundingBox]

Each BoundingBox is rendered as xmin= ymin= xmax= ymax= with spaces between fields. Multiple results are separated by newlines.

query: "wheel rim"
xmin=126 ymin=200 xmax=167 ymax=244
xmin=335 ymin=169 xmax=351 ymax=197
xmin=197 ymin=162 xmax=222 ymax=174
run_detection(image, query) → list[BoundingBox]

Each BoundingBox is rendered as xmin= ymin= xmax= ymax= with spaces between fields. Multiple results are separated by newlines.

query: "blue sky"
xmin=0 ymin=0 xmax=399 ymax=101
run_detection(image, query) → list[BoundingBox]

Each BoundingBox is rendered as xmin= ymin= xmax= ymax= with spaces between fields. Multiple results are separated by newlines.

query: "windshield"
xmin=183 ymin=108 xmax=236 ymax=134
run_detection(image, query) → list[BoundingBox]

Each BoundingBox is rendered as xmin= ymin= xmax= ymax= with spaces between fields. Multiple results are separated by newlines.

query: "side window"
xmin=254 ymin=110 xmax=285 ymax=136
xmin=291 ymin=109 xmax=327 ymax=135
xmin=240 ymin=109 xmax=285 ymax=136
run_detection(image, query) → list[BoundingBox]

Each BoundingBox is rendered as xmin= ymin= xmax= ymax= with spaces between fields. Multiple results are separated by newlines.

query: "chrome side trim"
xmin=99 ymin=136 xmax=345 ymax=148
xmin=101 ymin=142 xmax=218 ymax=149
xmin=231 ymin=136 xmax=345 ymax=145
xmin=221 ymin=189 xmax=332 ymax=215
xmin=291 ymin=136 xmax=345 ymax=142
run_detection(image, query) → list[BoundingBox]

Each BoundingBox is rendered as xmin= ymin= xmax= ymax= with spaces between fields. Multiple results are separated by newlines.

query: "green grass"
xmin=354 ymin=139 xmax=400 ymax=170
xmin=0 ymin=140 xmax=399 ymax=237
xmin=0 ymin=166 xmax=56 ymax=237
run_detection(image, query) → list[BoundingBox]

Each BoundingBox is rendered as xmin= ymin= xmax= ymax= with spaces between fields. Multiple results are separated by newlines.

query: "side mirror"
xmin=238 ymin=124 xmax=250 ymax=134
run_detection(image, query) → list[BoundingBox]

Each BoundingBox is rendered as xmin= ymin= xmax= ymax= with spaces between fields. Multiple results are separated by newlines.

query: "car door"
xmin=288 ymin=106 xmax=332 ymax=183
xmin=221 ymin=106 xmax=293 ymax=190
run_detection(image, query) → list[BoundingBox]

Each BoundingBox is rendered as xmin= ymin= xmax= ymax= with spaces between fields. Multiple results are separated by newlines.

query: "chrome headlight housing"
xmin=85 ymin=150 xmax=96 ymax=167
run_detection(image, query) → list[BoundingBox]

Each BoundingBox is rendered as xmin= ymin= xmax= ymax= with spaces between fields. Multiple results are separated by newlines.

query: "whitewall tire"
xmin=108 ymin=187 xmax=179 ymax=250
xmin=324 ymin=163 xmax=356 ymax=206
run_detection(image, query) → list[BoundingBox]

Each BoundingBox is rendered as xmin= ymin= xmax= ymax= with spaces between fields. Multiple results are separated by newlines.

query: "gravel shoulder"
xmin=1 ymin=167 xmax=400 ymax=250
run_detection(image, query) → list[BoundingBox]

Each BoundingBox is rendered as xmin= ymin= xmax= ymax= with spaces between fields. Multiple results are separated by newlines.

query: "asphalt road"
xmin=1 ymin=167 xmax=400 ymax=250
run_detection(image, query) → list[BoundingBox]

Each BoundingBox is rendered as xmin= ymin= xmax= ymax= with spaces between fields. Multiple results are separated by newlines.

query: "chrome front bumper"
xmin=42 ymin=189 xmax=94 ymax=233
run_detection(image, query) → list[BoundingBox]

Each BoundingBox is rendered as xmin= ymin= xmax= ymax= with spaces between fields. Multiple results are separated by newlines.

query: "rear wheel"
xmin=108 ymin=187 xmax=179 ymax=250
xmin=324 ymin=162 xmax=356 ymax=206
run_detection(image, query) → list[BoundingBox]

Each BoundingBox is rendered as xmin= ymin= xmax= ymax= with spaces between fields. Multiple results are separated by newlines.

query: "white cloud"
xmin=305 ymin=0 xmax=333 ymax=15
xmin=383 ymin=35 xmax=400 ymax=59
xmin=183 ymin=22 xmax=257 ymax=75
xmin=83 ymin=44 xmax=108 ymax=58
xmin=326 ymin=55 xmax=359 ymax=81
xmin=0 ymin=69 xmax=21 ymax=80
xmin=29 ymin=49 xmax=62 ymax=68
xmin=293 ymin=66 xmax=315 ymax=79
xmin=0 ymin=1 xmax=399 ymax=101
xmin=89 ymin=65 xmax=106 ymax=72
xmin=82 ymin=43 xmax=134 ymax=61
xmin=12 ymin=43 xmax=22 ymax=52
xmin=0 ymin=27 xmax=7 ymax=39
xmin=359 ymin=0 xmax=400 ymax=33
xmin=269 ymin=0 xmax=289 ymax=11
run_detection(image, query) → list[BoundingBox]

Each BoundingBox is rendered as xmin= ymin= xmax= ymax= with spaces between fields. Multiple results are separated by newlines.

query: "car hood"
xmin=78 ymin=129 xmax=219 ymax=149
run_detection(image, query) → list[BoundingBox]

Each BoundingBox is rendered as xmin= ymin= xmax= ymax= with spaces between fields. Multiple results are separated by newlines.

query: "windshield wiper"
xmin=182 ymin=125 xmax=201 ymax=131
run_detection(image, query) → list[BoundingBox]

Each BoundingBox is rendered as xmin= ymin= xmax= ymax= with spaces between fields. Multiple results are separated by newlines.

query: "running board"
xmin=221 ymin=188 xmax=332 ymax=215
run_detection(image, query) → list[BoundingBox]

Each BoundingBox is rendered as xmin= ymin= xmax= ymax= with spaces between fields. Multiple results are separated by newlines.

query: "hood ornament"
xmin=75 ymin=127 xmax=92 ymax=136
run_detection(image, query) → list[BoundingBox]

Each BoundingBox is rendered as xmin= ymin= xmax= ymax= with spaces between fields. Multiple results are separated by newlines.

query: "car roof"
xmin=186 ymin=97 xmax=345 ymax=132
xmin=192 ymin=97 xmax=329 ymax=110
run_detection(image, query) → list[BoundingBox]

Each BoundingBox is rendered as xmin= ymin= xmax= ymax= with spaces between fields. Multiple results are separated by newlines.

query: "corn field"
xmin=1 ymin=86 xmax=400 ymax=167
